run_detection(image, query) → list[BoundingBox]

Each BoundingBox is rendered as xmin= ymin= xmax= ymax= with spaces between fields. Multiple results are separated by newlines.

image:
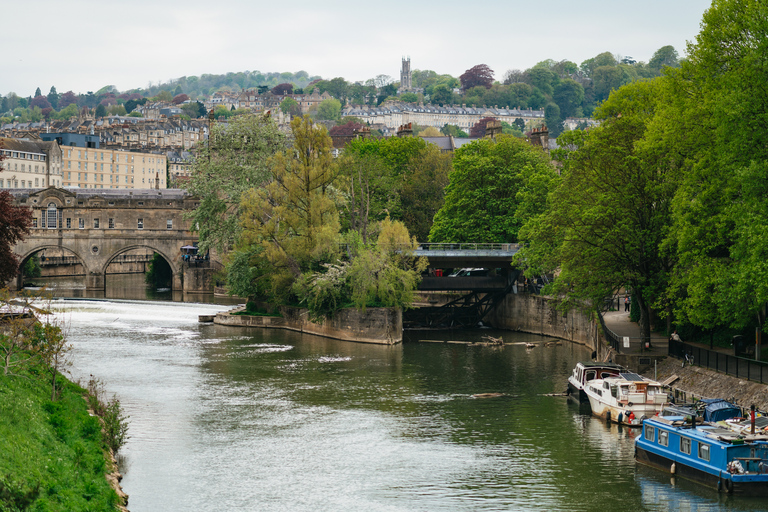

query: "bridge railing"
xmin=416 ymin=243 xmax=521 ymax=252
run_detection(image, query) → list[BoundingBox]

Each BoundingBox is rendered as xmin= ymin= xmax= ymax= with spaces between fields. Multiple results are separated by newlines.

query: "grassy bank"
xmin=0 ymin=368 xmax=122 ymax=511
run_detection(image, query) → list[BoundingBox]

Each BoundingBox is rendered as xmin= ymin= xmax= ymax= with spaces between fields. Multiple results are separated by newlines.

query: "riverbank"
xmin=0 ymin=368 xmax=126 ymax=511
xmin=643 ymin=356 xmax=768 ymax=412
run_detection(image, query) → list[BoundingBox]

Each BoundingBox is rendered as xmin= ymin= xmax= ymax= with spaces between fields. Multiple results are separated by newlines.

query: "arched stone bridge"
xmin=10 ymin=187 xmax=201 ymax=291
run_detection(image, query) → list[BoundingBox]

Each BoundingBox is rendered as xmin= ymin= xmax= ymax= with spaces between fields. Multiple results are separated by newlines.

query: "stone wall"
xmin=487 ymin=293 xmax=599 ymax=351
xmin=183 ymin=267 xmax=214 ymax=294
xmin=214 ymin=304 xmax=402 ymax=345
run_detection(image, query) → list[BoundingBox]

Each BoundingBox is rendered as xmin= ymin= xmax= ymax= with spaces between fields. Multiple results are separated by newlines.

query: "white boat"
xmin=584 ymin=372 xmax=668 ymax=426
xmin=567 ymin=361 xmax=626 ymax=403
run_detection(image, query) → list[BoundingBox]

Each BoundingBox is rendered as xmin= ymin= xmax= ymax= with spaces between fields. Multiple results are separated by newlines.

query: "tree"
xmin=399 ymin=92 xmax=418 ymax=103
xmin=272 ymin=83 xmax=294 ymax=95
xmin=649 ymin=45 xmax=680 ymax=72
xmin=315 ymin=98 xmax=341 ymax=121
xmin=30 ymin=95 xmax=51 ymax=110
xmin=58 ymin=91 xmax=77 ymax=109
xmin=430 ymin=84 xmax=454 ymax=105
xmin=46 ymin=86 xmax=59 ymax=109
xmin=34 ymin=87 xmax=41 ymax=98
xmin=186 ymin=113 xmax=287 ymax=253
xmin=440 ymin=124 xmax=468 ymax=138
xmin=237 ymin=115 xmax=339 ymax=300
xmin=460 ymin=64 xmax=494 ymax=90
xmin=518 ymin=79 xmax=676 ymax=346
xmin=469 ymin=117 xmax=497 ymax=138
xmin=398 ymin=144 xmax=452 ymax=241
xmin=553 ymin=79 xmax=585 ymax=119
xmin=661 ymin=0 xmax=768 ymax=337
xmin=280 ymin=97 xmax=300 ymax=117
xmin=155 ymin=90 xmax=172 ymax=102
xmin=430 ymin=135 xmax=556 ymax=243
xmin=172 ymin=93 xmax=189 ymax=105
xmin=544 ymin=103 xmax=563 ymax=137
xmin=94 ymin=104 xmax=107 ymax=118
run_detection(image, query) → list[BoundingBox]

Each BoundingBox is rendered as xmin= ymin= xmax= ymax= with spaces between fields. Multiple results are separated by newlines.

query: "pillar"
xmin=85 ymin=272 xmax=105 ymax=291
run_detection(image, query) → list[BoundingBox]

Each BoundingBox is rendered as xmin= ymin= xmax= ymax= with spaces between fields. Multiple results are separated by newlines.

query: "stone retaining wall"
xmin=215 ymin=304 xmax=402 ymax=345
xmin=487 ymin=293 xmax=599 ymax=352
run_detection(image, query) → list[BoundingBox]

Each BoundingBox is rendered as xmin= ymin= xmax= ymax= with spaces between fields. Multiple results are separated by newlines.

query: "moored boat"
xmin=583 ymin=372 xmax=668 ymax=426
xmin=635 ymin=414 xmax=768 ymax=495
xmin=567 ymin=361 xmax=626 ymax=403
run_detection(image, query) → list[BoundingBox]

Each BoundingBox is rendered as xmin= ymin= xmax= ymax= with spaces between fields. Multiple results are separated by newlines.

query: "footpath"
xmin=602 ymin=310 xmax=768 ymax=411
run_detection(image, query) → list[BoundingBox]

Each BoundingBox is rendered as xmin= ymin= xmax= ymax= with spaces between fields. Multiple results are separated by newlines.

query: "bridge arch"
xmin=100 ymin=244 xmax=179 ymax=277
xmin=16 ymin=245 xmax=90 ymax=290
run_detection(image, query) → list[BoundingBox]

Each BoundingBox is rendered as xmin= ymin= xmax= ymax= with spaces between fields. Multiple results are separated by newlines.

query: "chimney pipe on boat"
xmin=751 ymin=404 xmax=756 ymax=434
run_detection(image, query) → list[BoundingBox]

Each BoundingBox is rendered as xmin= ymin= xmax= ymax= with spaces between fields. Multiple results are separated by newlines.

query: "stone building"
xmin=0 ymin=137 xmax=63 ymax=189
xmin=41 ymin=133 xmax=167 ymax=189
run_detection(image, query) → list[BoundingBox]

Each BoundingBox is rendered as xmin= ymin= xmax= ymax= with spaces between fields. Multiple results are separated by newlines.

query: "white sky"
xmin=2 ymin=0 xmax=712 ymax=97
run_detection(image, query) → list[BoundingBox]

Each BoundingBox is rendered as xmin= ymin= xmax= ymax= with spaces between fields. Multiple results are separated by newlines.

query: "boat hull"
xmin=636 ymin=445 xmax=768 ymax=496
xmin=586 ymin=394 xmax=658 ymax=427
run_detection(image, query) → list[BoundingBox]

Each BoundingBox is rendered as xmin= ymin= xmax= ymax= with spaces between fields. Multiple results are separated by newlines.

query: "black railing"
xmin=670 ymin=339 xmax=768 ymax=385
xmin=416 ymin=243 xmax=520 ymax=252
xmin=597 ymin=312 xmax=622 ymax=353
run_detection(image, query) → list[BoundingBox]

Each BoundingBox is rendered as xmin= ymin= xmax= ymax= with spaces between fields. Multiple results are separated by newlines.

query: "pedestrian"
xmin=624 ymin=296 xmax=629 ymax=312
xmin=671 ymin=330 xmax=681 ymax=342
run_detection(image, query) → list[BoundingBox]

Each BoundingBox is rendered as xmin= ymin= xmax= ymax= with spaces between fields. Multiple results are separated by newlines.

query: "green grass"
xmin=0 ymin=367 xmax=120 ymax=511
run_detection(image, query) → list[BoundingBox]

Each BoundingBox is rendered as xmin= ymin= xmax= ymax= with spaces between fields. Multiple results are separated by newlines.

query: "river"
xmin=50 ymin=296 xmax=768 ymax=512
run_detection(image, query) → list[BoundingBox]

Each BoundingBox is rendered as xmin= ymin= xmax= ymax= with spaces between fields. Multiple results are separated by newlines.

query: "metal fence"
xmin=597 ymin=312 xmax=623 ymax=353
xmin=669 ymin=339 xmax=768 ymax=385
xmin=416 ymin=243 xmax=521 ymax=252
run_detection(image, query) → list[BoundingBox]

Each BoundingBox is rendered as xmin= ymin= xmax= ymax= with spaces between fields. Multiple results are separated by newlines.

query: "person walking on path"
xmin=624 ymin=296 xmax=631 ymax=312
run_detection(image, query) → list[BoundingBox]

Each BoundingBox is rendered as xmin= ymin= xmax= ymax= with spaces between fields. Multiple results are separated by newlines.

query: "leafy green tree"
xmin=315 ymin=98 xmax=341 ymax=121
xmin=649 ymin=45 xmax=680 ymax=72
xmin=94 ymin=104 xmax=106 ymax=118
xmin=518 ymin=79 xmax=676 ymax=345
xmin=553 ymin=79 xmax=584 ymax=119
xmin=187 ymin=113 xmax=287 ymax=253
xmin=238 ymin=115 xmax=340 ymax=300
xmin=280 ymin=97 xmax=300 ymax=117
xmin=155 ymin=90 xmax=173 ymax=102
xmin=429 ymin=135 xmax=556 ymax=243
xmin=440 ymin=124 xmax=468 ymax=137
xmin=399 ymin=144 xmax=452 ymax=241
xmin=399 ymin=92 xmax=418 ymax=103
xmin=430 ymin=84 xmax=454 ymax=105
xmin=661 ymin=0 xmax=768 ymax=336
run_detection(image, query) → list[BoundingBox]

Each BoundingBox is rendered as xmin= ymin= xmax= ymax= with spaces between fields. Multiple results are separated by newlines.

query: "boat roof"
xmin=576 ymin=362 xmax=625 ymax=369
xmin=619 ymin=372 xmax=646 ymax=381
xmin=645 ymin=416 xmax=768 ymax=445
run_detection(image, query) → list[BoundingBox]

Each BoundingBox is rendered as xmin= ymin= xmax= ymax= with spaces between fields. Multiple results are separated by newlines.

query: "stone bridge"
xmin=9 ymin=187 xmax=201 ymax=291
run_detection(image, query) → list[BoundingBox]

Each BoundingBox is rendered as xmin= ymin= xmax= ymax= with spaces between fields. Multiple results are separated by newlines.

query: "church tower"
xmin=399 ymin=57 xmax=412 ymax=92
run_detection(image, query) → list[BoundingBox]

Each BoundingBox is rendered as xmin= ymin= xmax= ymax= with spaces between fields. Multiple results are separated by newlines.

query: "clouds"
xmin=1 ymin=0 xmax=711 ymax=96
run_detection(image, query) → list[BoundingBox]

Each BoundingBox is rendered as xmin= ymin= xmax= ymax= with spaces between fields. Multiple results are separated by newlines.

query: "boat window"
xmin=611 ymin=385 xmax=618 ymax=398
xmin=603 ymin=382 xmax=610 ymax=390
xmin=699 ymin=443 xmax=710 ymax=461
xmin=585 ymin=370 xmax=595 ymax=381
xmin=644 ymin=424 xmax=655 ymax=441
xmin=681 ymin=437 xmax=692 ymax=455
xmin=658 ymin=430 xmax=668 ymax=447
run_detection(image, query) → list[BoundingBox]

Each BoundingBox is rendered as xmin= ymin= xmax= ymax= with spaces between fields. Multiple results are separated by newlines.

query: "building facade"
xmin=0 ymin=137 xmax=63 ymax=189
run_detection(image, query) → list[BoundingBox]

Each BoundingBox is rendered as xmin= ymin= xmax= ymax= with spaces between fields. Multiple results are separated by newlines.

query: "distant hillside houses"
xmin=204 ymin=89 xmax=334 ymax=115
xmin=341 ymin=103 xmax=545 ymax=132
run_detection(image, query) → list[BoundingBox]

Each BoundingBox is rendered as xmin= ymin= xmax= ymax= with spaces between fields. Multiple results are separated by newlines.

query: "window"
xmin=32 ymin=217 xmax=38 ymax=228
xmin=167 ymin=219 xmax=173 ymax=229
xmin=137 ymin=218 xmax=143 ymax=229
xmin=78 ymin=218 xmax=84 ymax=229
xmin=47 ymin=203 xmax=57 ymax=229
xmin=658 ymin=430 xmax=669 ymax=447
xmin=644 ymin=424 xmax=655 ymax=442
xmin=680 ymin=437 xmax=692 ymax=455
xmin=94 ymin=219 xmax=100 ymax=229
xmin=66 ymin=218 xmax=71 ymax=229
xmin=698 ymin=443 xmax=710 ymax=461
xmin=109 ymin=218 xmax=114 ymax=229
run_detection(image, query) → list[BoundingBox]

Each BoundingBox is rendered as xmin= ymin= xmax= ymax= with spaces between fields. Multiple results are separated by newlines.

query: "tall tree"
xmin=238 ymin=115 xmax=339 ymax=298
xmin=430 ymin=135 xmax=556 ymax=243
xmin=518 ymin=79 xmax=677 ymax=345
xmin=187 ymin=113 xmax=287 ymax=253
xmin=47 ymin=86 xmax=59 ymax=109
xmin=460 ymin=64 xmax=494 ymax=90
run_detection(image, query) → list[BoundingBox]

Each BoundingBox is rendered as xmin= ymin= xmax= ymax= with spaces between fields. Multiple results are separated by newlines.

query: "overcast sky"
xmin=2 ymin=0 xmax=712 ymax=97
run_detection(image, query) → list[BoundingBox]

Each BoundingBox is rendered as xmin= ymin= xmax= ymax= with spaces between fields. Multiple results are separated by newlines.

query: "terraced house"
xmin=0 ymin=137 xmax=63 ymax=189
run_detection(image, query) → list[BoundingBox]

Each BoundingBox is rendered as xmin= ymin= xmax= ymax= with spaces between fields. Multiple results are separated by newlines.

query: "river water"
xmin=51 ymin=297 xmax=768 ymax=512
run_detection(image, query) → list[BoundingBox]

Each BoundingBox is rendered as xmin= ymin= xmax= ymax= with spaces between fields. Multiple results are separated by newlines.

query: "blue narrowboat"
xmin=635 ymin=415 xmax=768 ymax=495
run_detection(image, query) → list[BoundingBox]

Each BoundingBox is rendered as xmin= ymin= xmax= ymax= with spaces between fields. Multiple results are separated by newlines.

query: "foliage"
xmin=186 ymin=113 xmax=287 ymax=253
xmin=440 ymin=124 xmax=468 ymax=138
xmin=518 ymin=80 xmax=676 ymax=343
xmin=399 ymin=92 xmax=418 ymax=103
xmin=237 ymin=115 xmax=340 ymax=301
xmin=86 ymin=377 xmax=130 ymax=454
xmin=315 ymin=98 xmax=342 ymax=121
xmin=272 ymin=83 xmax=294 ymax=95
xmin=280 ymin=97 xmax=300 ymax=117
xmin=22 ymin=255 xmax=41 ymax=279
xmin=430 ymin=135 xmax=555 ymax=243
xmin=469 ymin=116 xmax=497 ymax=138
xmin=172 ymin=93 xmax=189 ymax=104
xmin=460 ymin=64 xmax=494 ymax=90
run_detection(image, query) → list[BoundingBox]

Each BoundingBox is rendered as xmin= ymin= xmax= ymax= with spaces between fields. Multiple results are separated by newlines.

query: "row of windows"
xmin=33 ymin=215 xmax=173 ymax=230
xmin=65 ymin=149 xmax=163 ymax=165
xmin=644 ymin=425 xmax=710 ymax=461
xmin=0 ymin=178 xmax=58 ymax=188
xmin=1 ymin=150 xmax=46 ymax=161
